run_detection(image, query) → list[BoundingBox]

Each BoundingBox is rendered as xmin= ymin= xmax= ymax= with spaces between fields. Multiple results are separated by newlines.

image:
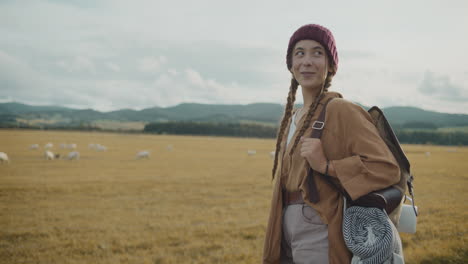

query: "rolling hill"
xmin=1 ymin=101 xmax=467 ymax=129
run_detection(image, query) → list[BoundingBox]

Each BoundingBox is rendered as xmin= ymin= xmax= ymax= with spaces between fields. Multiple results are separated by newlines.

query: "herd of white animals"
xmin=1 ymin=142 xmax=90 ymax=163
xmin=0 ymin=142 xmax=280 ymax=164
xmin=0 ymin=140 xmax=458 ymax=165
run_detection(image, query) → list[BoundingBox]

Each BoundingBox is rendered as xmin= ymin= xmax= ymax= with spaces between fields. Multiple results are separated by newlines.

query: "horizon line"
xmin=0 ymin=100 xmax=466 ymax=116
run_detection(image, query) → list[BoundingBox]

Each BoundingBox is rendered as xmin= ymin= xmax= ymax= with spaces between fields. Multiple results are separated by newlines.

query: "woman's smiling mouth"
xmin=301 ymin=72 xmax=316 ymax=77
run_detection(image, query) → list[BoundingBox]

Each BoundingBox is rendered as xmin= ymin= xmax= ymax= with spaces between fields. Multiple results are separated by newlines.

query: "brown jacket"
xmin=262 ymin=91 xmax=401 ymax=264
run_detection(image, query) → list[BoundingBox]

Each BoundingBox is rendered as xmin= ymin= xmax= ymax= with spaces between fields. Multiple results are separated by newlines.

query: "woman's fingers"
xmin=300 ymin=138 xmax=325 ymax=169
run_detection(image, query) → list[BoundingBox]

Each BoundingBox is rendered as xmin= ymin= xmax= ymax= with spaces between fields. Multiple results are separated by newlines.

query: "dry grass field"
xmin=0 ymin=129 xmax=467 ymax=264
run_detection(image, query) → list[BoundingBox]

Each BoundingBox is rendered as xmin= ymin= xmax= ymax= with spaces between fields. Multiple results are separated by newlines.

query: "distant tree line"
xmin=395 ymin=130 xmax=468 ymax=146
xmin=144 ymin=121 xmax=277 ymax=138
xmin=401 ymin=121 xmax=438 ymax=130
xmin=390 ymin=121 xmax=448 ymax=130
xmin=0 ymin=119 xmax=102 ymax=131
xmin=2 ymin=117 xmax=467 ymax=145
xmin=144 ymin=121 xmax=468 ymax=145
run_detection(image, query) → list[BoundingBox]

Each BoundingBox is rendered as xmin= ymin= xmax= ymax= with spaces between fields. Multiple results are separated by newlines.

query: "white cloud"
xmin=106 ymin=62 xmax=120 ymax=72
xmin=0 ymin=50 xmax=47 ymax=94
xmin=418 ymin=71 xmax=467 ymax=102
xmin=138 ymin=56 xmax=167 ymax=74
xmin=56 ymin=56 xmax=96 ymax=74
xmin=185 ymin=69 xmax=205 ymax=87
xmin=167 ymin=68 xmax=178 ymax=76
xmin=149 ymin=68 xmax=248 ymax=108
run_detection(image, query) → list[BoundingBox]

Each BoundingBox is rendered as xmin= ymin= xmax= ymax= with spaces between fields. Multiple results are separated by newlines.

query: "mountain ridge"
xmin=1 ymin=101 xmax=467 ymax=128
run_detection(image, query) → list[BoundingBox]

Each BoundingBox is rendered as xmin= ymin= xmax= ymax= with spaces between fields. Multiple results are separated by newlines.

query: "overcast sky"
xmin=1 ymin=0 xmax=467 ymax=114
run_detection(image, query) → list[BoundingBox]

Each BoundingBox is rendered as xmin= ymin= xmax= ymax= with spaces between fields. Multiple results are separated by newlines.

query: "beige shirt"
xmin=285 ymin=109 xmax=299 ymax=147
xmin=263 ymin=91 xmax=401 ymax=264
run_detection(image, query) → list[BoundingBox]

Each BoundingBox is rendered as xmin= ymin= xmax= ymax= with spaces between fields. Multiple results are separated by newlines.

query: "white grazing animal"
xmin=136 ymin=151 xmax=150 ymax=159
xmin=30 ymin=144 xmax=39 ymax=150
xmin=88 ymin=143 xmax=96 ymax=149
xmin=247 ymin=150 xmax=257 ymax=156
xmin=60 ymin=143 xmax=67 ymax=149
xmin=68 ymin=143 xmax=77 ymax=149
xmin=66 ymin=151 xmax=80 ymax=160
xmin=44 ymin=151 xmax=54 ymax=160
xmin=96 ymin=144 xmax=107 ymax=151
xmin=44 ymin=143 xmax=53 ymax=149
xmin=0 ymin=152 xmax=9 ymax=163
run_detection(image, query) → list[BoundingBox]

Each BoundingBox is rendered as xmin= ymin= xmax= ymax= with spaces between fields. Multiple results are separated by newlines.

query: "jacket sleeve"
xmin=327 ymin=99 xmax=401 ymax=201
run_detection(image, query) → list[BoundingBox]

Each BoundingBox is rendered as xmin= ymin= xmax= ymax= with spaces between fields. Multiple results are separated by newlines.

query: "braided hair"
xmin=287 ymin=92 xmax=325 ymax=158
xmin=271 ymin=70 xmax=334 ymax=180
xmin=271 ymin=78 xmax=299 ymax=180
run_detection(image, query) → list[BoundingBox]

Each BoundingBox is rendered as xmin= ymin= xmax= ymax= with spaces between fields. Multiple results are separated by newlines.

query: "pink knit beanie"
xmin=286 ymin=24 xmax=339 ymax=74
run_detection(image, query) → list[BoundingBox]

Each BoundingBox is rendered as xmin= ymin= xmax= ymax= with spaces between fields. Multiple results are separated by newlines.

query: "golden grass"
xmin=0 ymin=129 xmax=467 ymax=263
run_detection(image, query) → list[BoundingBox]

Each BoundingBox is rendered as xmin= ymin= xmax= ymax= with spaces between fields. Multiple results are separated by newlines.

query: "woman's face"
xmin=291 ymin=40 xmax=330 ymax=91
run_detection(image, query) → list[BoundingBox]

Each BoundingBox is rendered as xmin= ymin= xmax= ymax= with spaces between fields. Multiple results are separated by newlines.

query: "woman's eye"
xmin=295 ymin=51 xmax=304 ymax=56
xmin=314 ymin=51 xmax=323 ymax=56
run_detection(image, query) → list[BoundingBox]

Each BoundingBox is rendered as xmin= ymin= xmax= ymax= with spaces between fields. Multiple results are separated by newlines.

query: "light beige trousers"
xmin=280 ymin=204 xmax=329 ymax=264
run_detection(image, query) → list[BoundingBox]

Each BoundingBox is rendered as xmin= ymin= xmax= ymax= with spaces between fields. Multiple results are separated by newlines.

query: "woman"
xmin=262 ymin=24 xmax=401 ymax=264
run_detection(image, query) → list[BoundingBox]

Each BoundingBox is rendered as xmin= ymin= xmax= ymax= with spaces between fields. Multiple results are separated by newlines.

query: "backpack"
xmin=366 ymin=106 xmax=417 ymax=226
xmin=307 ymin=98 xmax=418 ymax=227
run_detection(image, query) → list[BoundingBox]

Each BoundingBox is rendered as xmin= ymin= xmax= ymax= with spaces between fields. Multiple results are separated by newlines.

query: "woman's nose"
xmin=303 ymin=55 xmax=313 ymax=66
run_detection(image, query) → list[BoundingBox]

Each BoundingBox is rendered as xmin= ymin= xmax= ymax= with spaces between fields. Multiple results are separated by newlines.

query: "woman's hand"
xmin=299 ymin=136 xmax=328 ymax=174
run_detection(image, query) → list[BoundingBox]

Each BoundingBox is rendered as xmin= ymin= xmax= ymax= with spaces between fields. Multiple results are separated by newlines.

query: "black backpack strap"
xmin=307 ymin=98 xmax=339 ymax=203
xmin=307 ymin=97 xmax=353 ymax=204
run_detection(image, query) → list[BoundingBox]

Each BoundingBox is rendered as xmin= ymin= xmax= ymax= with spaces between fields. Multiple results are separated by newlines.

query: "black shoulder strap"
xmin=307 ymin=98 xmax=348 ymax=203
xmin=310 ymin=100 xmax=330 ymax=139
